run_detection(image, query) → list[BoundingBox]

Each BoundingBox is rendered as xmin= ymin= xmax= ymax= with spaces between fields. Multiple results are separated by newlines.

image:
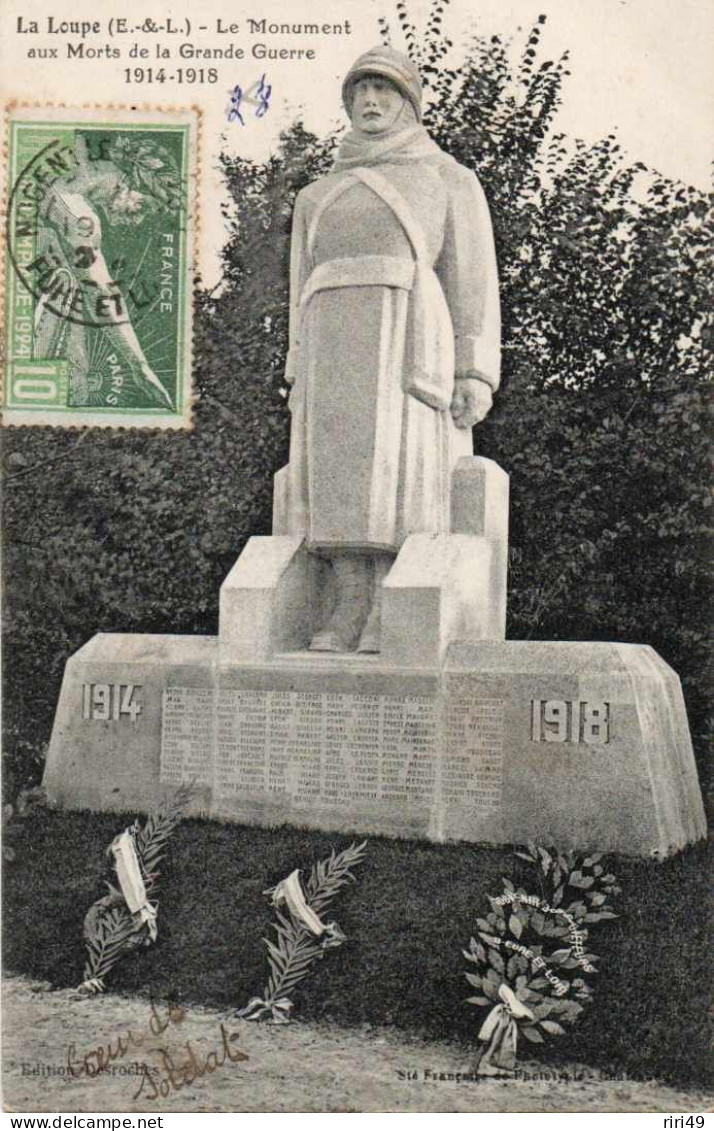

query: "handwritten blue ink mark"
xmin=227 ymin=84 xmax=245 ymax=125
xmin=227 ymin=75 xmax=272 ymax=125
xmin=255 ymin=74 xmax=272 ymax=118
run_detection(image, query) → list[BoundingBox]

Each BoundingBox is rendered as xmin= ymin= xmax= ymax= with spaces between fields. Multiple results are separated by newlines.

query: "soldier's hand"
xmin=450 ymin=377 xmax=493 ymax=428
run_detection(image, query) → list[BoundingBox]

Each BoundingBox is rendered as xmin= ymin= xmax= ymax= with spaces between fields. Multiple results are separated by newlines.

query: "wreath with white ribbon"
xmin=239 ymin=841 xmax=367 ymax=1024
xmin=78 ymin=784 xmax=192 ymax=994
xmin=464 ymin=844 xmax=620 ymax=1075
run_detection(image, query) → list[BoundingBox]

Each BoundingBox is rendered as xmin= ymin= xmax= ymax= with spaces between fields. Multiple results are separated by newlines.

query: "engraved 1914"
xmin=81 ymin=682 xmax=142 ymax=722
xmin=530 ymin=699 xmax=609 ymax=746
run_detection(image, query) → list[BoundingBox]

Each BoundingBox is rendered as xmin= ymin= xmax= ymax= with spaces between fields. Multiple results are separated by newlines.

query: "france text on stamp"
xmin=3 ymin=105 xmax=197 ymax=428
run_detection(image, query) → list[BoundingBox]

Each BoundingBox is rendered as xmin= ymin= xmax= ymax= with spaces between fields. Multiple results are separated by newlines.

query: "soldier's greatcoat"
xmin=284 ymin=125 xmax=501 ymax=553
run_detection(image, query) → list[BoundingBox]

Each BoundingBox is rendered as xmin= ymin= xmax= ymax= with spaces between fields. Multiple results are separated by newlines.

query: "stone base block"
xmin=43 ymin=634 xmax=216 ymax=818
xmin=451 ymin=456 xmax=508 ymax=639
xmin=381 ymin=533 xmax=499 ymax=667
xmin=43 ymin=635 xmax=707 ymax=857
xmin=219 ymin=537 xmax=322 ymax=661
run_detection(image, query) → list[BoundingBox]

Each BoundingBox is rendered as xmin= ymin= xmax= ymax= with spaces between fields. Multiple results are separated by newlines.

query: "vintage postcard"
xmin=1 ymin=0 xmax=711 ymax=1119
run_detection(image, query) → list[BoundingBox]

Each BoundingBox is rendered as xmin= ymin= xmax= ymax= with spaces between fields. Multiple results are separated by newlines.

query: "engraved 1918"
xmin=531 ymin=699 xmax=609 ymax=746
xmin=81 ymin=682 xmax=142 ymax=722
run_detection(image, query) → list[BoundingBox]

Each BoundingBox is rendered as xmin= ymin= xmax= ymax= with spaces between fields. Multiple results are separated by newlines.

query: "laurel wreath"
xmin=79 ymin=784 xmax=193 ymax=994
xmin=464 ymin=844 xmax=620 ymax=1045
xmin=239 ymin=840 xmax=368 ymax=1024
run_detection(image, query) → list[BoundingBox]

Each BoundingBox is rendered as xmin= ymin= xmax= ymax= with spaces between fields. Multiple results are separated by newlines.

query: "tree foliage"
xmin=2 ymin=3 xmax=711 ymax=803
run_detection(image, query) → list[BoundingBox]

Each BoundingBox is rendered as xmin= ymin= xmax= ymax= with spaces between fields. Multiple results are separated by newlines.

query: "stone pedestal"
xmin=42 ymin=454 xmax=707 ymax=856
xmin=43 ymin=635 xmax=706 ymax=856
xmin=249 ymin=455 xmax=509 ymax=666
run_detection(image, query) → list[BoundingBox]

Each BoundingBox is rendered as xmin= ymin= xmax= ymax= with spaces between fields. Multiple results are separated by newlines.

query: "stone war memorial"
xmin=43 ymin=48 xmax=706 ymax=858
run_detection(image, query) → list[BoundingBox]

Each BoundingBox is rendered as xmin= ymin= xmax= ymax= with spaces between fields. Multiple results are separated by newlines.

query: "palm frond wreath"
xmin=239 ymin=840 xmax=367 ymax=1023
xmin=463 ymin=843 xmax=620 ymax=1075
xmin=79 ymin=784 xmax=193 ymax=994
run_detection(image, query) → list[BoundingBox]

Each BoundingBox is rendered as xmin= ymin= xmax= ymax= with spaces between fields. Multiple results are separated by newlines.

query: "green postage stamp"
xmin=3 ymin=105 xmax=197 ymax=428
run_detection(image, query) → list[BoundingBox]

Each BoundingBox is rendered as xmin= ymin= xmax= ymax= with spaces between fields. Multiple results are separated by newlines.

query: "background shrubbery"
xmin=2 ymin=7 xmax=712 ymax=806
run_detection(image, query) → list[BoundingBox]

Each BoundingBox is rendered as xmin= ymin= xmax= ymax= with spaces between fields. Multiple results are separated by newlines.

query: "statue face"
xmin=350 ymin=75 xmax=405 ymax=134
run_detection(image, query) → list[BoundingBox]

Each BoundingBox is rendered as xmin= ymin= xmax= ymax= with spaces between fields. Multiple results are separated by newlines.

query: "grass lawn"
xmin=3 ymin=808 xmax=711 ymax=1087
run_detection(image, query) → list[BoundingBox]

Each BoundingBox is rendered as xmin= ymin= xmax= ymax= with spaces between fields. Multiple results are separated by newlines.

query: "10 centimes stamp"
xmin=3 ymin=104 xmax=197 ymax=428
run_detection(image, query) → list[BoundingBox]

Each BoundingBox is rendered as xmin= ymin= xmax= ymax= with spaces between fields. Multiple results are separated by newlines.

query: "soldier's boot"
xmin=310 ymin=554 xmax=372 ymax=652
xmin=357 ymin=553 xmax=395 ymax=654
